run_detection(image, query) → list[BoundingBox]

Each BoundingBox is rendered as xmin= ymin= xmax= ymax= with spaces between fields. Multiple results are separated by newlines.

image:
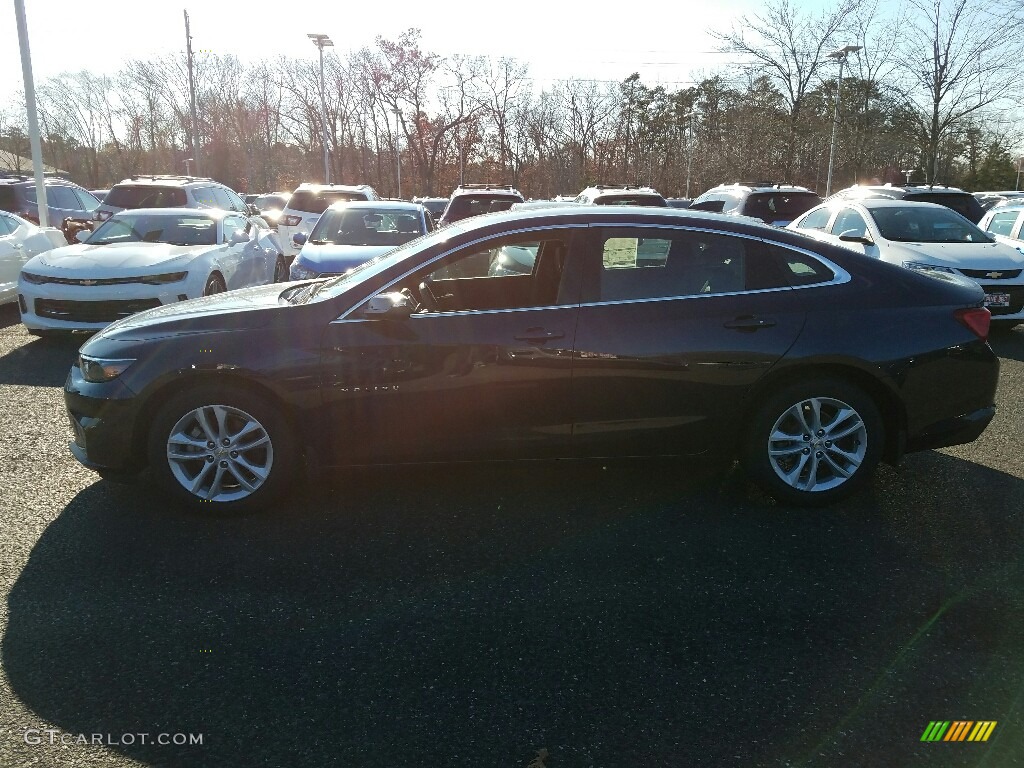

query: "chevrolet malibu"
xmin=64 ymin=207 xmax=999 ymax=513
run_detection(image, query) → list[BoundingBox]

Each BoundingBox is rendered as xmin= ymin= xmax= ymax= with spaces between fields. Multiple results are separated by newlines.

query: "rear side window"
xmin=0 ymin=214 xmax=12 ymax=234
xmin=48 ymin=186 xmax=81 ymax=209
xmin=106 ymin=185 xmax=188 ymax=208
xmin=288 ymin=190 xmax=367 ymax=214
xmin=904 ymin=193 xmax=983 ymax=223
xmin=190 ymin=186 xmax=221 ymax=208
xmin=766 ymin=244 xmax=835 ymax=286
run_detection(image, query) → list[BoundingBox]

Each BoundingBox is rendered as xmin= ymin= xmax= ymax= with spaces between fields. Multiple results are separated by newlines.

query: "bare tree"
xmin=713 ymin=0 xmax=855 ymax=179
xmin=896 ymin=0 xmax=1024 ymax=183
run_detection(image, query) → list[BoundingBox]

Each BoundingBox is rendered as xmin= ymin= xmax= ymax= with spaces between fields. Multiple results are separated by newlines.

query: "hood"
xmin=299 ymin=243 xmax=395 ymax=272
xmin=30 ymin=242 xmax=210 ymax=273
xmin=94 ymin=281 xmax=294 ymax=341
xmin=881 ymin=240 xmax=1024 ymax=270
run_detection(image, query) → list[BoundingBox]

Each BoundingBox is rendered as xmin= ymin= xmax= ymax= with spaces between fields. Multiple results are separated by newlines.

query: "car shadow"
xmin=0 ymin=302 xmax=23 ymax=330
xmin=989 ymin=327 xmax=1024 ymax=362
xmin=4 ymin=453 xmax=1024 ymax=767
xmin=0 ymin=325 xmax=82 ymax=386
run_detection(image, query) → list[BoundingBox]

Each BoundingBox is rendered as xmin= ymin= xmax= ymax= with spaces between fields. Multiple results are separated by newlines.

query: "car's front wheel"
xmin=203 ymin=273 xmax=226 ymax=296
xmin=741 ymin=378 xmax=883 ymax=506
xmin=273 ymin=255 xmax=287 ymax=283
xmin=147 ymin=386 xmax=296 ymax=513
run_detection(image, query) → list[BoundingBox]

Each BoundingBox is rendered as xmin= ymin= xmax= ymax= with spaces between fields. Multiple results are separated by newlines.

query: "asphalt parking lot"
xmin=0 ymin=301 xmax=1022 ymax=768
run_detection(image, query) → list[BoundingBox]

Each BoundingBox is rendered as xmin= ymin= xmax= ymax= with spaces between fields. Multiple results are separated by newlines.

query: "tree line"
xmin=2 ymin=0 xmax=1022 ymax=199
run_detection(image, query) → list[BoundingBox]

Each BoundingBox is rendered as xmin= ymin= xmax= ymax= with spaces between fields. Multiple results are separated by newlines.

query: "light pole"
xmin=307 ymin=33 xmax=334 ymax=184
xmin=682 ymin=111 xmax=698 ymax=199
xmin=392 ymin=107 xmax=402 ymax=199
xmin=184 ymin=11 xmax=201 ymax=176
xmin=825 ymin=44 xmax=862 ymax=198
xmin=13 ymin=0 xmax=48 ymax=226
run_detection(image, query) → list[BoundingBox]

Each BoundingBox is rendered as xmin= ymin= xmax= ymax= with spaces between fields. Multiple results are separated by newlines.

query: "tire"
xmin=146 ymin=385 xmax=296 ymax=514
xmin=740 ymin=378 xmax=883 ymax=506
xmin=273 ymin=255 xmax=287 ymax=283
xmin=203 ymin=273 xmax=226 ymax=296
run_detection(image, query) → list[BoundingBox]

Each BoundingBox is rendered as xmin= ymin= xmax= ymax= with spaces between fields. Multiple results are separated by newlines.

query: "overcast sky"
xmin=2 ymin=0 xmax=813 ymax=105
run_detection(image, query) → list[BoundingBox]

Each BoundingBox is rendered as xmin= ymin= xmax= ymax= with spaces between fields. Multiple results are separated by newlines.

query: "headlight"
xmin=902 ymin=261 xmax=955 ymax=273
xmin=289 ymin=262 xmax=320 ymax=280
xmin=138 ymin=271 xmax=188 ymax=285
xmin=20 ymin=271 xmax=47 ymax=284
xmin=79 ymin=355 xmax=135 ymax=383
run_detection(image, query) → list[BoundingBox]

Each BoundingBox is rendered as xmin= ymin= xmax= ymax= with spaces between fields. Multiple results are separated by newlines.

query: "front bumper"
xmin=64 ymin=364 xmax=145 ymax=475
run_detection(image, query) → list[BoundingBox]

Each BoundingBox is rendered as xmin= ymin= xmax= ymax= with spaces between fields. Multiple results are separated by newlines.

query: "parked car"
xmin=90 ymin=189 xmax=110 ymax=202
xmin=788 ymin=198 xmax=1024 ymax=330
xmin=412 ymin=196 xmax=448 ymax=220
xmin=0 ymin=211 xmax=67 ymax=305
xmin=574 ymin=185 xmax=668 ymax=207
xmin=289 ymin=200 xmax=433 ymax=280
xmin=437 ymin=184 xmax=524 ymax=226
xmin=690 ymin=182 xmax=821 ymax=226
xmin=93 ymin=175 xmax=252 ymax=223
xmin=826 ymin=183 xmax=984 ymax=223
xmin=19 ymin=208 xmax=286 ymax=334
xmin=980 ymin=203 xmax=1024 ymax=249
xmin=64 ymin=206 xmax=997 ymax=513
xmin=249 ymin=192 xmax=291 ymax=228
xmin=0 ymin=175 xmax=101 ymax=234
xmin=277 ymin=184 xmax=381 ymax=262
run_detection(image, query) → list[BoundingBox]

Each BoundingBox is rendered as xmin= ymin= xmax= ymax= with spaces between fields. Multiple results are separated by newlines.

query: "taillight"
xmin=94 ymin=210 xmax=112 ymax=222
xmin=280 ymin=215 xmax=302 ymax=227
xmin=954 ymin=307 xmax=991 ymax=340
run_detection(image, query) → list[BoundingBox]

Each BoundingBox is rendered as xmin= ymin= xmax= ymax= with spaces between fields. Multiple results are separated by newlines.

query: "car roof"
xmin=454 ymin=204 xmax=781 ymax=233
xmin=107 ymin=207 xmax=226 ymax=219
xmin=113 ymin=176 xmax=218 ymax=186
xmin=704 ymin=182 xmax=814 ymax=193
xmin=326 ymin=200 xmax=423 ymax=211
xmin=985 ymin=202 xmax=1024 ymax=213
xmin=832 ymin=198 xmax=964 ymax=211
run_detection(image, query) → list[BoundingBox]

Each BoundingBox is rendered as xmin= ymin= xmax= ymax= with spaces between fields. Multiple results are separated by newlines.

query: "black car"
xmin=64 ymin=207 xmax=999 ymax=513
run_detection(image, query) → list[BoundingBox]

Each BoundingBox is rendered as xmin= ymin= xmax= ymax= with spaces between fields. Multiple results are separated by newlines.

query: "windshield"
xmin=88 ymin=212 xmax=218 ymax=246
xmin=869 ymin=206 xmax=993 ymax=243
xmin=309 ymin=208 xmax=425 ymax=247
xmin=254 ymin=194 xmax=289 ymax=210
xmin=307 ymin=218 xmax=477 ymax=303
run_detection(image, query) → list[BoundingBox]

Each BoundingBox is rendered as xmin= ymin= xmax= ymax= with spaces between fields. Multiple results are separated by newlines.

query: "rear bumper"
xmin=905 ymin=405 xmax=996 ymax=453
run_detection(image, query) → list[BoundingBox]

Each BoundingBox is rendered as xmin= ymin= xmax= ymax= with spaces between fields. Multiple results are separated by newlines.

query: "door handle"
xmin=514 ymin=329 xmax=565 ymax=343
xmin=723 ymin=315 xmax=777 ymax=331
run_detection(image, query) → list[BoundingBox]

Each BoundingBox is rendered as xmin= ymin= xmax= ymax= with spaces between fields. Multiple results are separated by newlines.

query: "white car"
xmin=789 ymin=198 xmax=1024 ymax=330
xmin=0 ymin=211 xmax=67 ymax=305
xmin=277 ymin=183 xmax=380 ymax=262
xmin=979 ymin=203 xmax=1024 ymax=251
xmin=18 ymin=208 xmax=287 ymax=334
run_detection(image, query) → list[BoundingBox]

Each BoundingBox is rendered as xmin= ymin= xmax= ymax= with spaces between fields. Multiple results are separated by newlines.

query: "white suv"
xmin=94 ymin=175 xmax=250 ymax=223
xmin=278 ymin=183 xmax=380 ymax=261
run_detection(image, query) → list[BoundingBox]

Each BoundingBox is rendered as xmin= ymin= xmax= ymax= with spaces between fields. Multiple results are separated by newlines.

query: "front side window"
xmin=985 ymin=210 xmax=1020 ymax=237
xmin=88 ymin=213 xmax=217 ymax=245
xmin=48 ymin=186 xmax=81 ymax=209
xmin=830 ymin=208 xmax=869 ymax=238
xmin=309 ymin=208 xmax=425 ymax=247
xmin=223 ymin=215 xmax=249 ymax=242
xmin=404 ymin=232 xmax=573 ymax=312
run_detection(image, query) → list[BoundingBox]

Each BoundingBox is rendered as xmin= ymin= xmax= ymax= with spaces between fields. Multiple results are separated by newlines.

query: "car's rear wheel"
xmin=147 ymin=386 xmax=296 ymax=514
xmin=741 ymin=378 xmax=883 ymax=506
xmin=204 ymin=273 xmax=226 ymax=296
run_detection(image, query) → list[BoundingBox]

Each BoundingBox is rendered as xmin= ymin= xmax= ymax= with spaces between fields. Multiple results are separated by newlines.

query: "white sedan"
xmin=0 ymin=211 xmax=67 ymax=305
xmin=18 ymin=208 xmax=287 ymax=334
xmin=789 ymin=198 xmax=1024 ymax=330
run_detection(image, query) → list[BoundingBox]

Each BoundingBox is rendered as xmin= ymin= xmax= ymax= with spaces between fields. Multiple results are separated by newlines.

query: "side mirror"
xmin=229 ymin=228 xmax=249 ymax=245
xmin=75 ymin=229 xmax=90 ymax=243
xmin=292 ymin=232 xmax=308 ymax=247
xmin=362 ymin=291 xmax=415 ymax=319
xmin=838 ymin=229 xmax=873 ymax=245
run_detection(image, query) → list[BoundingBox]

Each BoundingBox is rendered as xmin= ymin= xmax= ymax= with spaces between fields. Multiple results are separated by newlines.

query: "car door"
xmin=219 ymin=215 xmax=251 ymax=289
xmin=570 ymin=225 xmax=808 ymax=457
xmin=317 ymin=226 xmax=585 ymax=464
xmin=0 ymin=214 xmax=23 ymax=301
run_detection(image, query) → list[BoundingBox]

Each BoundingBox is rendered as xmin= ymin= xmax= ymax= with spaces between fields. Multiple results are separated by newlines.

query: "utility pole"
xmin=392 ymin=108 xmax=402 ymax=198
xmin=14 ymin=0 xmax=48 ymax=226
xmin=307 ymin=34 xmax=334 ymax=184
xmin=825 ymin=44 xmax=862 ymax=198
xmin=184 ymin=10 xmax=201 ymax=176
xmin=683 ymin=111 xmax=697 ymax=199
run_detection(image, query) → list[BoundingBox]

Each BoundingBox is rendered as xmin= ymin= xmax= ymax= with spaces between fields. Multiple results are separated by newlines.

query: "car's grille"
xmin=28 ymin=274 xmax=162 ymax=286
xmin=980 ymin=285 xmax=1024 ymax=316
xmin=959 ymin=268 xmax=1023 ymax=280
xmin=35 ymin=298 xmax=161 ymax=323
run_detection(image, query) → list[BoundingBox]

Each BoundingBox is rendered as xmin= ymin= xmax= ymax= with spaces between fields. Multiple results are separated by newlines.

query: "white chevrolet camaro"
xmin=788 ymin=198 xmax=1024 ymax=330
xmin=0 ymin=211 xmax=68 ymax=305
xmin=18 ymin=208 xmax=286 ymax=334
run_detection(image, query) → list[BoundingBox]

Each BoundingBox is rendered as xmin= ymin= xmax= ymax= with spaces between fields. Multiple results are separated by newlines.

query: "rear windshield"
xmin=741 ymin=192 xmax=822 ymax=222
xmin=105 ymin=185 xmax=188 ymax=209
xmin=288 ymin=190 xmax=367 ymax=214
xmin=443 ymin=194 xmax=522 ymax=222
xmin=594 ymin=194 xmax=668 ymax=207
xmin=904 ymin=193 xmax=984 ymax=223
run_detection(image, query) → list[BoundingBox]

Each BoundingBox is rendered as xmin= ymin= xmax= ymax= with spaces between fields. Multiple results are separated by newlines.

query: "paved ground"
xmin=1 ymin=301 xmax=1023 ymax=768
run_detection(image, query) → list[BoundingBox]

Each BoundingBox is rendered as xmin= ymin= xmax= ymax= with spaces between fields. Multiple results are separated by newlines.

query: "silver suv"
xmin=437 ymin=184 xmax=524 ymax=227
xmin=0 ymin=175 xmax=101 ymax=239
xmin=690 ymin=182 xmax=822 ymax=226
xmin=94 ymin=175 xmax=251 ymax=224
xmin=278 ymin=183 xmax=381 ymax=260
xmin=574 ymin=184 xmax=667 ymax=206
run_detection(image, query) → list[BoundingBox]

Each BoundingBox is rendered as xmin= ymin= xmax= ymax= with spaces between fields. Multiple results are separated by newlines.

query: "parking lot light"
xmin=825 ymin=44 xmax=863 ymax=198
xmin=307 ymin=33 xmax=334 ymax=184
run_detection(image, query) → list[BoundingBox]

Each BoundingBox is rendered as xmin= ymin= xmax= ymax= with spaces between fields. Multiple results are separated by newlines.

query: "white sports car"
xmin=789 ymin=198 xmax=1024 ymax=330
xmin=0 ymin=211 xmax=68 ymax=305
xmin=18 ymin=208 xmax=287 ymax=334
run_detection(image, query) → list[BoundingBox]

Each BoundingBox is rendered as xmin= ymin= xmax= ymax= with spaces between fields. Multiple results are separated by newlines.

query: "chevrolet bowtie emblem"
xmin=984 ymin=271 xmax=1003 ymax=279
xmin=80 ymin=279 xmax=97 ymax=286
